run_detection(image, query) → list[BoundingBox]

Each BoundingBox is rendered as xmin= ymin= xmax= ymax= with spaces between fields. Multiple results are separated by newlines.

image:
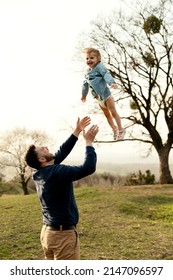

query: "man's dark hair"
xmin=25 ymin=145 xmax=41 ymax=170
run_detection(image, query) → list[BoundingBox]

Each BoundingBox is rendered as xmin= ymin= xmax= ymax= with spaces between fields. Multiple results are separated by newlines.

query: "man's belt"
xmin=44 ymin=224 xmax=76 ymax=231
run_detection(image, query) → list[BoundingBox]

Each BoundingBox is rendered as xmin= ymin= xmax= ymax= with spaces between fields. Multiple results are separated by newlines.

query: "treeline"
xmin=0 ymin=169 xmax=155 ymax=196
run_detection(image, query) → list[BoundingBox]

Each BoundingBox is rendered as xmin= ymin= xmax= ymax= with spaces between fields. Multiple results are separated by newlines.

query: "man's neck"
xmin=41 ymin=159 xmax=54 ymax=168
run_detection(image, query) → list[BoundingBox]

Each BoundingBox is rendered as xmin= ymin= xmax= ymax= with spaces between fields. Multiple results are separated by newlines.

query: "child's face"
xmin=85 ymin=52 xmax=99 ymax=68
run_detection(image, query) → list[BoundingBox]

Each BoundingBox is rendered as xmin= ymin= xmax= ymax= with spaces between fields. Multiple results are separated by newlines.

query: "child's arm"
xmin=81 ymin=96 xmax=86 ymax=102
xmin=98 ymin=63 xmax=117 ymax=87
xmin=81 ymin=80 xmax=89 ymax=102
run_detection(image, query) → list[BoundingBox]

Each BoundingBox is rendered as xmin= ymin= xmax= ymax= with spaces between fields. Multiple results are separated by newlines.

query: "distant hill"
xmin=98 ymin=162 xmax=173 ymax=182
xmin=96 ymin=162 xmax=161 ymax=178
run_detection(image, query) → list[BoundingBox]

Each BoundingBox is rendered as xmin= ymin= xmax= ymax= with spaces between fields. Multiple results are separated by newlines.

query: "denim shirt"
xmin=82 ymin=62 xmax=115 ymax=100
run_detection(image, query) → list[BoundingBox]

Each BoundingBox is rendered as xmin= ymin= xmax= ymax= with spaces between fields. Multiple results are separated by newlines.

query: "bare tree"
xmin=78 ymin=0 xmax=173 ymax=183
xmin=0 ymin=127 xmax=51 ymax=195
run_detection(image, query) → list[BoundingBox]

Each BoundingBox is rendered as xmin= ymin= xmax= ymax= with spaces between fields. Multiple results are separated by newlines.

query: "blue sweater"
xmin=33 ymin=134 xmax=97 ymax=227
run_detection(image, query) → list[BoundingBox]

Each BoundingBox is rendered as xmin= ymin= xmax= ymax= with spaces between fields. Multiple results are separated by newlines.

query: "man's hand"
xmin=83 ymin=125 xmax=99 ymax=146
xmin=73 ymin=116 xmax=91 ymax=137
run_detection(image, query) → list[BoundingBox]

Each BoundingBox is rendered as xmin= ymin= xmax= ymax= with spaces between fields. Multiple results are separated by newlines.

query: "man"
xmin=25 ymin=116 xmax=99 ymax=260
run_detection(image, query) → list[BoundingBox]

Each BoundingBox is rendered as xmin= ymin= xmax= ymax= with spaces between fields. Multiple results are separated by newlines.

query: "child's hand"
xmin=111 ymin=83 xmax=118 ymax=89
xmin=81 ymin=96 xmax=86 ymax=103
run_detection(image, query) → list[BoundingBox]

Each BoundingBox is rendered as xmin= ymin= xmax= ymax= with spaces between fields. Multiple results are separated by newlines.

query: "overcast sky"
xmin=0 ymin=0 xmax=167 ymax=165
xmin=0 ymin=0 xmax=123 ymax=128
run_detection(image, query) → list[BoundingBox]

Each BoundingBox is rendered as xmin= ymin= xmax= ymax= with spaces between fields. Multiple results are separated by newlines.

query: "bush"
xmin=0 ymin=178 xmax=36 ymax=196
xmin=74 ymin=170 xmax=155 ymax=188
xmin=74 ymin=172 xmax=128 ymax=187
xmin=125 ymin=169 xmax=155 ymax=185
xmin=0 ymin=182 xmax=22 ymax=196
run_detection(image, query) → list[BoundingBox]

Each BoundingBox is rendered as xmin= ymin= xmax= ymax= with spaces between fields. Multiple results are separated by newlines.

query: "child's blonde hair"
xmin=83 ymin=48 xmax=101 ymax=62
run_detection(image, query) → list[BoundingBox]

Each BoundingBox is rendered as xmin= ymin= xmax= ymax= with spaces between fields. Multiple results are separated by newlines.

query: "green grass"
xmin=0 ymin=184 xmax=173 ymax=259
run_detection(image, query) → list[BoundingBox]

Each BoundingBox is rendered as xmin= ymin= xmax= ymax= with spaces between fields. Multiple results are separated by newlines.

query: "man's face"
xmin=85 ymin=52 xmax=99 ymax=68
xmin=35 ymin=146 xmax=54 ymax=163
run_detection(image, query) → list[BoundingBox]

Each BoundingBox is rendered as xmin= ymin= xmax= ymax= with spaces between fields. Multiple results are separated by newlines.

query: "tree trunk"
xmin=21 ymin=174 xmax=29 ymax=195
xmin=159 ymin=150 xmax=173 ymax=184
xmin=22 ymin=182 xmax=29 ymax=195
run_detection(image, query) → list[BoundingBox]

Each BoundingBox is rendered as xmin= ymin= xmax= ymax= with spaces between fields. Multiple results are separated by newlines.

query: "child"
xmin=81 ymin=47 xmax=125 ymax=140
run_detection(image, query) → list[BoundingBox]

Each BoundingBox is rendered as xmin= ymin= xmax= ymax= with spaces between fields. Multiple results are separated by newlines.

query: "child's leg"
xmin=105 ymin=95 xmax=123 ymax=131
xmin=99 ymin=104 xmax=117 ymax=132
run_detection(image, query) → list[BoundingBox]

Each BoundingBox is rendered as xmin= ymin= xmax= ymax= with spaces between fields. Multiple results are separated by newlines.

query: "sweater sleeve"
xmin=54 ymin=134 xmax=78 ymax=164
xmin=54 ymin=146 xmax=97 ymax=181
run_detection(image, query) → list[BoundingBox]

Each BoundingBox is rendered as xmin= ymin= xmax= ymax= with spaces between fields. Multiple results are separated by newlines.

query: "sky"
xmin=0 ymin=0 xmax=121 ymax=130
xmin=0 ymin=0 xmax=167 ymax=166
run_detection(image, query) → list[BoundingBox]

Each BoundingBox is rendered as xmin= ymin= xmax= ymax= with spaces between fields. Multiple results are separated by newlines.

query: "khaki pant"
xmin=40 ymin=225 xmax=80 ymax=260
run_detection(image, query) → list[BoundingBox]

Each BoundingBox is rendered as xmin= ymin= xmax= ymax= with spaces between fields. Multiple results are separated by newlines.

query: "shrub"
xmin=125 ymin=169 xmax=155 ymax=185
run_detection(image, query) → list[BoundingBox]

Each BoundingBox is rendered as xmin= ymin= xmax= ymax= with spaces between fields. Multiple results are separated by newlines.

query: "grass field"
xmin=0 ymin=184 xmax=173 ymax=260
